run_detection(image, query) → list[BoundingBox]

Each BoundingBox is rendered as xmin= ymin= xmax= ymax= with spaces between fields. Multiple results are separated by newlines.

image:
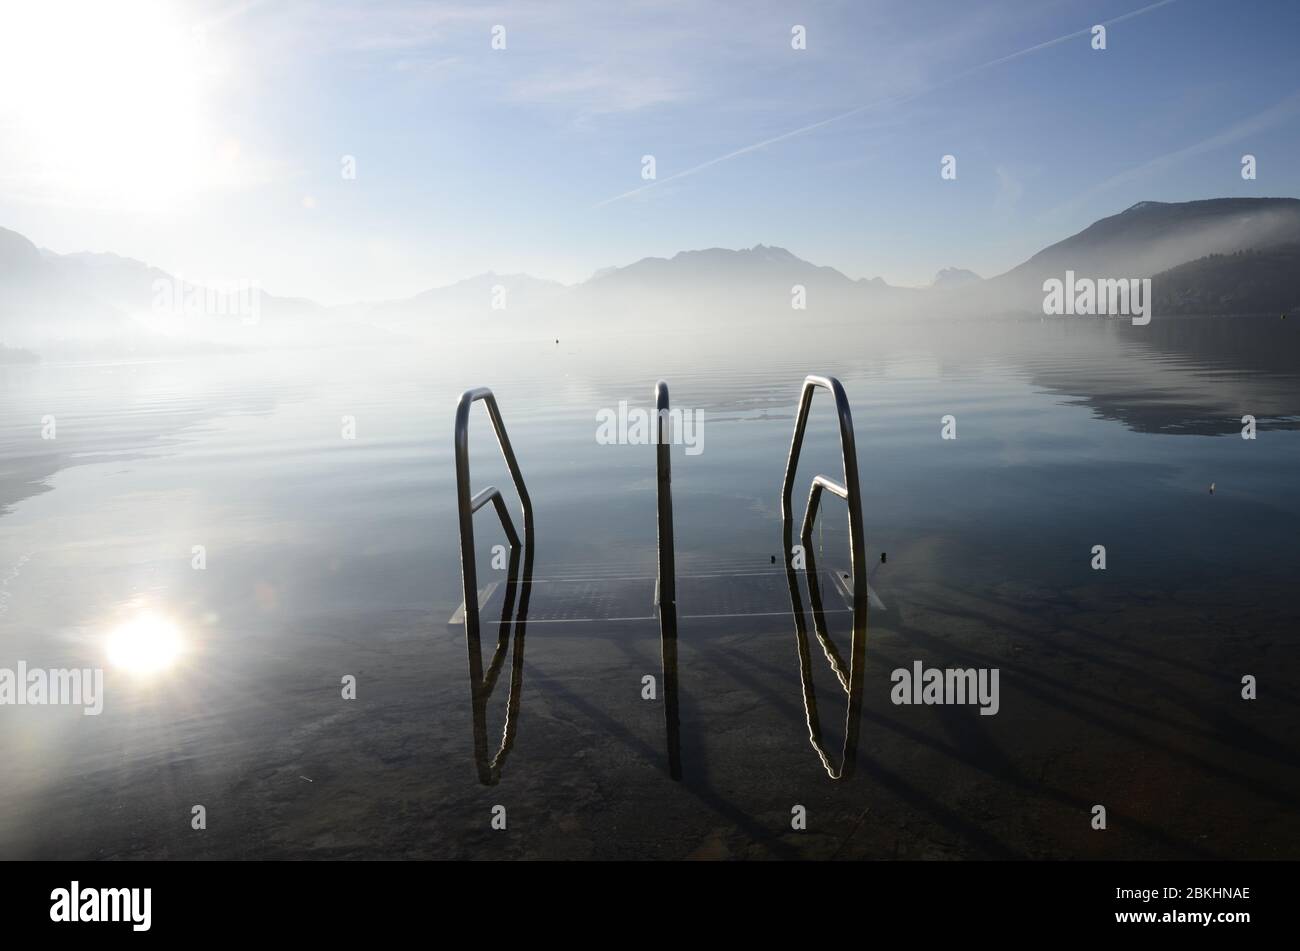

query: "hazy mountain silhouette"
xmin=932 ymin=267 xmax=982 ymax=288
xmin=988 ymin=198 xmax=1300 ymax=298
xmin=583 ymin=244 xmax=874 ymax=291
xmin=912 ymin=197 xmax=1300 ymax=316
xmin=569 ymin=244 xmax=900 ymax=321
xmin=5 ymin=196 xmax=1300 ymax=354
xmin=361 ymin=272 xmax=568 ymax=329
xmin=0 ymin=225 xmax=330 ymax=353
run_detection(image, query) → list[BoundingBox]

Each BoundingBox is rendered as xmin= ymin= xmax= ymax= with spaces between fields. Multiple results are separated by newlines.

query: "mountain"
xmin=5 ymin=196 xmax=1300 ymax=354
xmin=572 ymin=244 xmax=902 ymax=321
xmin=0 ymin=226 xmax=41 ymax=273
xmin=932 ymin=267 xmax=982 ymax=288
xmin=0 ymin=226 xmax=330 ymax=353
xmin=584 ymin=245 xmax=861 ymax=290
xmin=362 ymin=272 xmax=568 ymax=330
xmin=1151 ymin=244 xmax=1300 ymax=316
xmin=937 ymin=197 xmax=1300 ymax=316
xmin=1 ymin=227 xmax=133 ymax=344
xmin=994 ymin=198 xmax=1300 ymax=292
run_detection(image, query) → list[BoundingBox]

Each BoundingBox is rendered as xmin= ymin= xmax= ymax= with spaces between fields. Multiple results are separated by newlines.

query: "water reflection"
xmin=104 ymin=612 xmax=185 ymax=677
xmin=4 ymin=318 xmax=1298 ymax=857
xmin=784 ymin=531 xmax=867 ymax=780
xmin=1020 ymin=314 xmax=1300 ymax=435
xmin=464 ymin=536 xmax=533 ymax=786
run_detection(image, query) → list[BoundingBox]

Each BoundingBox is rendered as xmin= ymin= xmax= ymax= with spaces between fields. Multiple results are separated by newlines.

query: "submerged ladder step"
xmin=447 ymin=566 xmax=857 ymax=625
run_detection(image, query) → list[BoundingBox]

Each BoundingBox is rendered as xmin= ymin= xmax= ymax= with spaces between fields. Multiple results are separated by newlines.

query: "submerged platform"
xmin=448 ymin=563 xmax=879 ymax=628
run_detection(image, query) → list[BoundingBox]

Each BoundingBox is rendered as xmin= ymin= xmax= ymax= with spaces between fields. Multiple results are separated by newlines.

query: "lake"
xmin=1 ymin=313 xmax=1297 ymax=859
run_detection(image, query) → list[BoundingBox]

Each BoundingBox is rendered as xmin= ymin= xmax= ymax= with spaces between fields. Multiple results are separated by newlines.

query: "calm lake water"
xmin=1 ymin=314 xmax=1298 ymax=859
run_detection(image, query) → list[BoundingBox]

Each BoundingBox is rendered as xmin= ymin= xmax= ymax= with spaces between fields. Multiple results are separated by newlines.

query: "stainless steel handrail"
xmin=455 ymin=386 xmax=535 ymax=785
xmin=655 ymin=380 xmax=682 ymax=781
xmin=780 ymin=374 xmax=868 ymax=780
xmin=781 ymin=375 xmax=866 ymax=598
xmin=455 ymin=387 xmax=534 ymax=647
xmin=468 ymin=486 xmax=521 ymax=547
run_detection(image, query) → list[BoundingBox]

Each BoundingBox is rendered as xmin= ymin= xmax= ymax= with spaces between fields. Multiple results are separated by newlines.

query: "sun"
xmin=106 ymin=614 xmax=185 ymax=675
xmin=0 ymin=1 xmax=233 ymax=210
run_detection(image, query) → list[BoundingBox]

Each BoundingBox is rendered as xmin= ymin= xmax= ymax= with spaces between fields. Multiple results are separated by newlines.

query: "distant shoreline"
xmin=0 ymin=344 xmax=40 ymax=365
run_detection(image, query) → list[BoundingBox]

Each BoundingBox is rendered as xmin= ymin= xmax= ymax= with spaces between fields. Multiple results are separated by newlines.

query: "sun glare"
xmin=106 ymin=614 xmax=185 ymax=675
xmin=0 ymin=1 xmax=232 ymax=210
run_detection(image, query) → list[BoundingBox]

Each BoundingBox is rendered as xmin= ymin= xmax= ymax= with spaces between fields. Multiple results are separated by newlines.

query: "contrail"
xmin=1049 ymin=87 xmax=1300 ymax=218
xmin=594 ymin=0 xmax=1181 ymax=208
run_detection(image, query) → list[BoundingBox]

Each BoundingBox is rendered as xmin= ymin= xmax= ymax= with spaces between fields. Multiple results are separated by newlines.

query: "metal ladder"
xmin=454 ymin=383 xmax=682 ymax=782
xmin=452 ymin=374 xmax=869 ymax=784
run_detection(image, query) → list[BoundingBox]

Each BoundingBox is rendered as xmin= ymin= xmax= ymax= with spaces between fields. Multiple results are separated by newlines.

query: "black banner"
xmin=1 ymin=860 xmax=1285 ymax=939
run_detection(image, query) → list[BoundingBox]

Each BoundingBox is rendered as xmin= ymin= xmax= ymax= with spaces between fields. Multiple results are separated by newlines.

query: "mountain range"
xmin=3 ymin=197 xmax=1299 ymax=357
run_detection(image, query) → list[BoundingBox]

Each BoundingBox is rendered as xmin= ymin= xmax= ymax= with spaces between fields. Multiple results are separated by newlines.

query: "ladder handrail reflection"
xmin=467 ymin=532 xmax=533 ymax=786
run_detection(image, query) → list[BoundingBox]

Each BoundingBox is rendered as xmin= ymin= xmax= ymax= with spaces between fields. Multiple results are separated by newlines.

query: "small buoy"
xmin=1209 ymin=482 xmax=1216 ymax=495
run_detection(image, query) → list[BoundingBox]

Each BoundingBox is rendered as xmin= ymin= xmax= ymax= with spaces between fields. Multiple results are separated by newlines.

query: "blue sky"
xmin=2 ymin=0 xmax=1298 ymax=303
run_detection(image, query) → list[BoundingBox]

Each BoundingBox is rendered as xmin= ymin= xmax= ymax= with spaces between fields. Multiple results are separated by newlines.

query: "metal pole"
xmin=655 ymin=380 xmax=682 ymax=781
